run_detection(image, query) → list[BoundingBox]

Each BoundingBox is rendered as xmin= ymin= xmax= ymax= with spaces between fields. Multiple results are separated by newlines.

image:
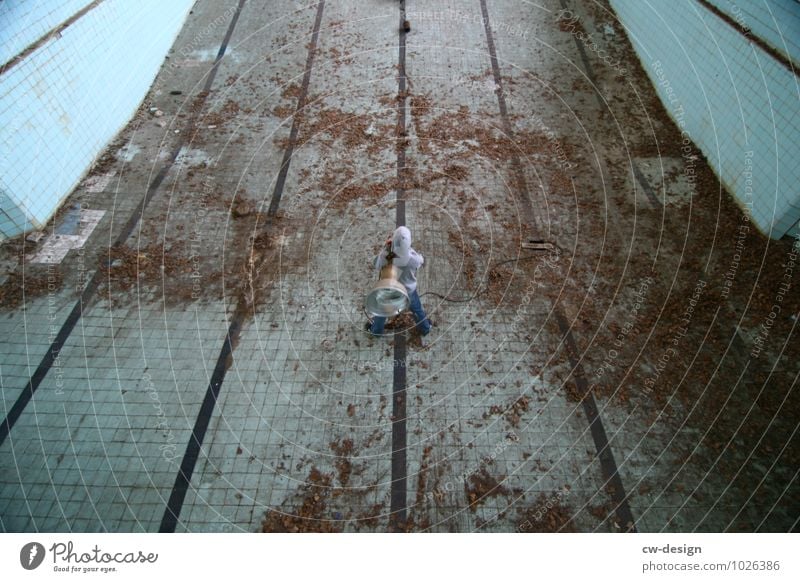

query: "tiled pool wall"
xmin=0 ymin=0 xmax=195 ymax=239
xmin=611 ymin=0 xmax=800 ymax=238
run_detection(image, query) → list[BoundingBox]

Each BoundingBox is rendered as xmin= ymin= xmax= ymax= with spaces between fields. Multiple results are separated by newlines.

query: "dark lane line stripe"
xmin=118 ymin=0 xmax=248 ymax=245
xmin=696 ymin=0 xmax=798 ymax=76
xmin=390 ymin=334 xmax=408 ymax=530
xmin=555 ymin=0 xmax=638 ymax=530
xmin=159 ymin=319 xmax=242 ymax=533
xmin=558 ymin=0 xmax=604 ymax=111
xmin=1 ymin=0 xmax=106 ymax=75
xmin=480 ymin=0 xmax=636 ymax=531
xmin=267 ymin=0 xmax=326 ymax=217
xmin=389 ymin=0 xmax=409 ymax=532
xmin=632 ymin=162 xmax=664 ymax=209
xmin=479 ymin=0 xmax=541 ymax=236
xmin=0 ymin=277 xmax=99 ymax=447
xmin=159 ymin=0 xmax=326 ymax=533
xmin=0 ymin=0 xmax=247 ymax=450
xmin=557 ymin=0 xmax=659 ymax=219
xmin=556 ymin=311 xmax=637 ymax=531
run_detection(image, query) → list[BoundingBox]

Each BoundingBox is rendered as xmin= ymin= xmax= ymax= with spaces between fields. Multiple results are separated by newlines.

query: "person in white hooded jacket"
xmin=367 ymin=226 xmax=432 ymax=336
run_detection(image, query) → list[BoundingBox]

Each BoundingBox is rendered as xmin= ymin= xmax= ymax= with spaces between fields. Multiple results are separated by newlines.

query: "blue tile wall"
xmin=611 ymin=0 xmax=800 ymax=238
xmin=0 ymin=0 xmax=194 ymax=239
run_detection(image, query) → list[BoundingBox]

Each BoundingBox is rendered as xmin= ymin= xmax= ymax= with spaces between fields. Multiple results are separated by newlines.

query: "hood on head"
xmin=392 ymin=226 xmax=411 ymax=261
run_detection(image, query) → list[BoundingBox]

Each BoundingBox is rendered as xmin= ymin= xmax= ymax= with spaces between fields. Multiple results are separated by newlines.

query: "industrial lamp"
xmin=364 ymin=252 xmax=410 ymax=318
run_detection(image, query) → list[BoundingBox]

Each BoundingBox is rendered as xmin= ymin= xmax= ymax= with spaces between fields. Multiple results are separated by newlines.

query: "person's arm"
xmin=374 ymin=247 xmax=388 ymax=271
xmin=374 ymin=234 xmax=392 ymax=270
xmin=409 ymin=249 xmax=424 ymax=269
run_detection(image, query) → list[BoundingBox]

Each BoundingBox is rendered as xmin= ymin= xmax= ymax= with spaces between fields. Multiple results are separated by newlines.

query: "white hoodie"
xmin=374 ymin=226 xmax=424 ymax=292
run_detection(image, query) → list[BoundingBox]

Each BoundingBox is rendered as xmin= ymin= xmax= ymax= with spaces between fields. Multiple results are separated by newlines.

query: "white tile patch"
xmin=635 ymin=157 xmax=696 ymax=206
xmin=611 ymin=0 xmax=800 ymax=237
xmin=29 ymin=209 xmax=105 ymax=264
xmin=170 ymin=59 xmax=207 ymax=68
xmin=83 ymin=172 xmax=116 ymax=193
xmin=175 ymin=147 xmax=213 ymax=167
xmin=0 ymin=0 xmax=195 ymax=236
xmin=189 ymin=47 xmax=239 ymax=62
xmin=116 ymin=143 xmax=142 ymax=162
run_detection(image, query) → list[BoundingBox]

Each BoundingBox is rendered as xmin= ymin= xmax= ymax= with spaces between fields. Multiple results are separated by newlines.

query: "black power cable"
xmin=420 ymin=253 xmax=552 ymax=303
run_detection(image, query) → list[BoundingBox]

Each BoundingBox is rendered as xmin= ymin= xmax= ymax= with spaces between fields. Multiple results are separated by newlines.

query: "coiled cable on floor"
xmin=420 ymin=253 xmax=550 ymax=303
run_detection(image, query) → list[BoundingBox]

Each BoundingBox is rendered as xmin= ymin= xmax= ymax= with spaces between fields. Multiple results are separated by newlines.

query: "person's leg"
xmin=408 ymin=290 xmax=431 ymax=335
xmin=370 ymin=316 xmax=386 ymax=336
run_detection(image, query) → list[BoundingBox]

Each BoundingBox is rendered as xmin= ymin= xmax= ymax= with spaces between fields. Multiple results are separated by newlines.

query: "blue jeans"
xmin=370 ymin=289 xmax=431 ymax=336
